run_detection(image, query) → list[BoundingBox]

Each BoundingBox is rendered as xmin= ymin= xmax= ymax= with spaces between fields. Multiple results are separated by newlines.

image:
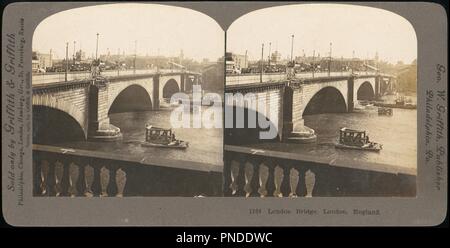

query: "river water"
xmin=248 ymin=105 xmax=417 ymax=171
xmin=55 ymin=98 xmax=416 ymax=171
xmin=57 ymin=105 xmax=223 ymax=166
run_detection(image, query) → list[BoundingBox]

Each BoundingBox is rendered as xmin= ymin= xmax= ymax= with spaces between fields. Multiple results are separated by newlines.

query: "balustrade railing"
xmin=226 ymin=71 xmax=380 ymax=86
xmin=223 ymin=145 xmax=416 ymax=197
xmin=33 ymin=144 xmax=222 ymax=197
xmin=32 ymin=68 xmax=194 ymax=85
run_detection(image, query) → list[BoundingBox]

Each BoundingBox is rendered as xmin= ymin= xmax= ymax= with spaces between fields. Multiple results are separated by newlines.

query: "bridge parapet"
xmin=33 ymin=144 xmax=222 ymax=197
xmin=225 ymin=71 xmax=389 ymax=86
xmin=224 ymin=145 xmax=416 ymax=197
xmin=32 ymin=69 xmax=157 ymax=85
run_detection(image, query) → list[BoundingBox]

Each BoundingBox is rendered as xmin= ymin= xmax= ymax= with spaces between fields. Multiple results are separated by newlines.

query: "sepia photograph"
xmin=2 ymin=0 xmax=447 ymax=227
xmin=224 ymin=4 xmax=417 ymax=197
xmin=31 ymin=3 xmax=224 ymax=197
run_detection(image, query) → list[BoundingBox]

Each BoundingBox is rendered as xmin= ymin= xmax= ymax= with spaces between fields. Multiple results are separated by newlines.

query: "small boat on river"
xmin=335 ymin=127 xmax=382 ymax=152
xmin=141 ymin=125 xmax=189 ymax=149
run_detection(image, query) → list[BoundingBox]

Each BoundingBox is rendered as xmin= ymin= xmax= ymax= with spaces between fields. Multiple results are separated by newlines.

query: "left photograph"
xmin=31 ymin=3 xmax=224 ymax=197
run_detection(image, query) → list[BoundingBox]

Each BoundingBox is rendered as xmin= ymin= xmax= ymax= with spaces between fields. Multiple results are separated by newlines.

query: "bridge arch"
xmin=33 ymin=105 xmax=86 ymax=144
xmin=303 ymin=86 xmax=348 ymax=116
xmin=108 ymin=84 xmax=153 ymax=114
xmin=357 ymin=81 xmax=375 ymax=100
xmin=32 ymin=95 xmax=87 ymax=137
xmin=162 ymin=78 xmax=181 ymax=99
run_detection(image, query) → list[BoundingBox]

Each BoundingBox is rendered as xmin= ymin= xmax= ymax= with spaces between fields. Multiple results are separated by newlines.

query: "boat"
xmin=335 ymin=127 xmax=382 ymax=152
xmin=141 ymin=125 xmax=189 ymax=149
xmin=378 ymin=107 xmax=393 ymax=116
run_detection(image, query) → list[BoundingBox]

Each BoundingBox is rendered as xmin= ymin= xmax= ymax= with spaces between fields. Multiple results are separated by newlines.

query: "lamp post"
xmin=73 ymin=41 xmax=76 ymax=65
xmin=260 ymin=43 xmax=264 ymax=83
xmin=268 ymin=42 xmax=271 ymax=70
xmin=328 ymin=42 xmax=332 ymax=76
xmin=65 ymin=42 xmax=69 ymax=82
xmin=95 ymin=33 xmax=99 ymax=60
xmin=312 ymin=50 xmax=315 ymax=78
xmin=290 ymin=35 xmax=294 ymax=62
xmin=134 ymin=40 xmax=137 ymax=75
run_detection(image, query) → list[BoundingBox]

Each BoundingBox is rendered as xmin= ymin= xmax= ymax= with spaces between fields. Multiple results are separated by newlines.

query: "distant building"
xmin=32 ymin=59 xmax=40 ymax=72
xmin=202 ymin=61 xmax=224 ymax=91
xmin=32 ymin=51 xmax=52 ymax=72
xmin=75 ymin=50 xmax=86 ymax=61
xmin=270 ymin=51 xmax=282 ymax=65
xmin=225 ymin=52 xmax=248 ymax=70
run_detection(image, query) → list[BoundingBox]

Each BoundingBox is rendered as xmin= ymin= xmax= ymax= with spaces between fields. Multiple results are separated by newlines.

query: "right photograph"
xmin=224 ymin=4 xmax=417 ymax=197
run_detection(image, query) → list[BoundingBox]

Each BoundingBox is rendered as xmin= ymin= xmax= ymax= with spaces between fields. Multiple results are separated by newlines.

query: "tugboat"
xmin=141 ymin=125 xmax=189 ymax=149
xmin=335 ymin=127 xmax=382 ymax=152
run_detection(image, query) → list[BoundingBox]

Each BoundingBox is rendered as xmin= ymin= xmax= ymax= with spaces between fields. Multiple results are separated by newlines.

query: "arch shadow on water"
xmin=225 ymin=105 xmax=279 ymax=145
xmin=33 ymin=105 xmax=86 ymax=144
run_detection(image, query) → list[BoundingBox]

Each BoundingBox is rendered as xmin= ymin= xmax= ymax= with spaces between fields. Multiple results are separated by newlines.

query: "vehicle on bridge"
xmin=335 ymin=127 xmax=382 ymax=152
xmin=142 ymin=125 xmax=189 ymax=149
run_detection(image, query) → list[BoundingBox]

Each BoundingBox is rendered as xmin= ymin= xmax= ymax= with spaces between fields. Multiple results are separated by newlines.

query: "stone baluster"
xmin=235 ymin=155 xmax=247 ymax=197
xmin=295 ymin=165 xmax=308 ymax=197
xmin=54 ymin=160 xmax=64 ymax=196
xmin=106 ymin=165 xmax=119 ymax=197
xmin=91 ymin=160 xmax=103 ymax=197
xmin=116 ymin=168 xmax=126 ymax=197
xmin=305 ymin=169 xmax=316 ymax=197
xmin=33 ymin=159 xmax=43 ymax=196
xmin=84 ymin=164 xmax=95 ymax=197
xmin=248 ymin=157 xmax=262 ymax=197
xmin=59 ymin=161 xmax=71 ymax=196
xmin=265 ymin=159 xmax=276 ymax=197
xmin=280 ymin=161 xmax=292 ymax=197
xmin=40 ymin=160 xmax=49 ymax=195
xmin=46 ymin=158 xmax=57 ymax=196
xmin=76 ymin=163 xmax=87 ymax=196
xmin=100 ymin=166 xmax=110 ymax=197
xmin=68 ymin=162 xmax=80 ymax=196
xmin=222 ymin=155 xmax=233 ymax=196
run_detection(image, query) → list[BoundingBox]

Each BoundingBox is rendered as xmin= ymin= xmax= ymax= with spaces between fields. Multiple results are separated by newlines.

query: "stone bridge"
xmin=225 ymin=72 xmax=395 ymax=144
xmin=32 ymin=71 xmax=201 ymax=143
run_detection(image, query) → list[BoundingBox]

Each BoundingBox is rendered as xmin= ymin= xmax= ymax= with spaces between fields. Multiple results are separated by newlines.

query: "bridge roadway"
xmin=226 ymin=71 xmax=394 ymax=86
xmin=32 ymin=68 xmax=199 ymax=85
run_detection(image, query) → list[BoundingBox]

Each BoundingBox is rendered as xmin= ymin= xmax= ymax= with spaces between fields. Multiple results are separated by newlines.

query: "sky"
xmin=227 ymin=4 xmax=417 ymax=64
xmin=33 ymin=3 xmax=224 ymax=61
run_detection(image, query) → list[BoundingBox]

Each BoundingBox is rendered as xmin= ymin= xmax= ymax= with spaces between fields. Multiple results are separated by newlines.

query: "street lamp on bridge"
xmin=312 ymin=50 xmax=315 ymax=78
xmin=290 ymin=35 xmax=294 ymax=62
xmin=134 ymin=40 xmax=137 ymax=75
xmin=260 ymin=43 xmax=264 ymax=83
xmin=328 ymin=42 xmax=332 ymax=76
xmin=95 ymin=33 xmax=99 ymax=60
xmin=65 ymin=42 xmax=69 ymax=82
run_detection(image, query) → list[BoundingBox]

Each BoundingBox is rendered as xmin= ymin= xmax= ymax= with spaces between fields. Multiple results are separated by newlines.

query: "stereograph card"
xmin=1 ymin=1 xmax=447 ymax=226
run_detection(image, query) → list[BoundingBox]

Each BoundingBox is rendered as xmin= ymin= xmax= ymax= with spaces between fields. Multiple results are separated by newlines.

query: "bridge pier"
xmin=283 ymin=85 xmax=317 ymax=143
xmin=153 ymin=74 xmax=160 ymax=110
xmin=347 ymin=77 xmax=355 ymax=112
xmin=375 ymin=76 xmax=380 ymax=99
xmin=87 ymin=82 xmax=122 ymax=141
